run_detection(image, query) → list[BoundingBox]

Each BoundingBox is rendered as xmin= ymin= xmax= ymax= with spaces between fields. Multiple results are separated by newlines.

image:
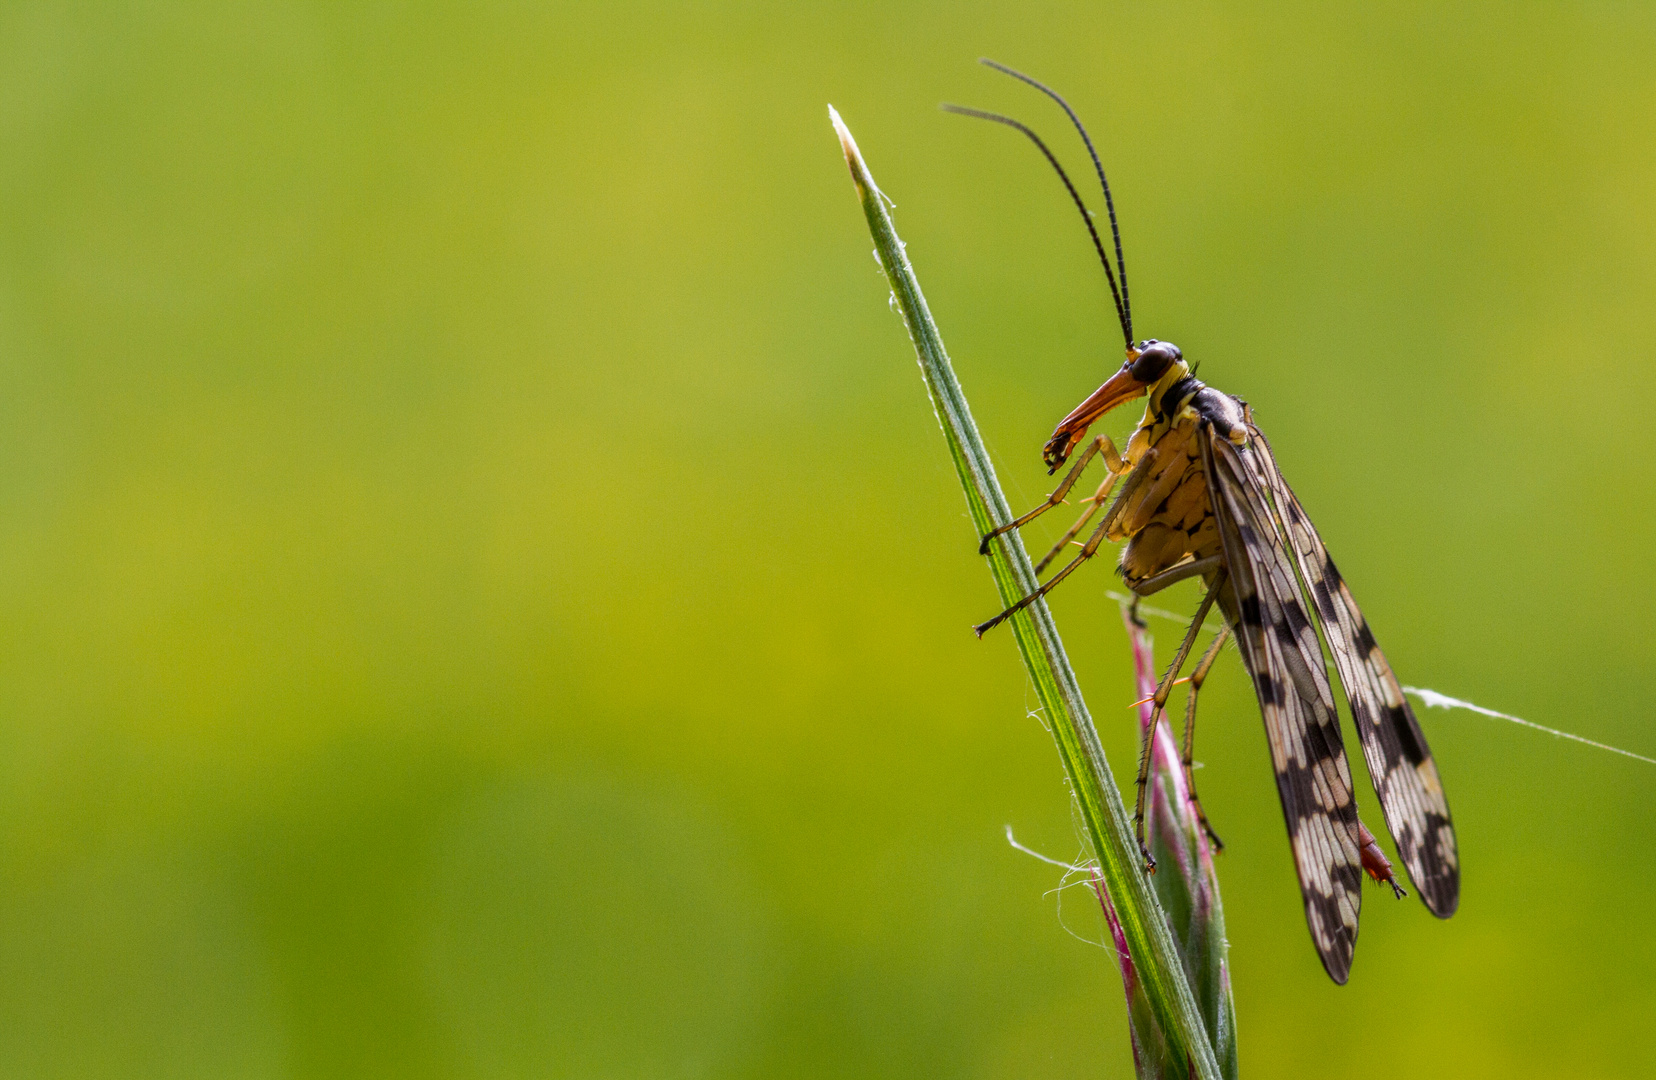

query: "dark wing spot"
xmin=1389 ymin=704 xmax=1428 ymax=766
xmin=1311 ymin=578 xmax=1339 ymax=621
xmin=1284 ymin=599 xmax=1313 ymax=637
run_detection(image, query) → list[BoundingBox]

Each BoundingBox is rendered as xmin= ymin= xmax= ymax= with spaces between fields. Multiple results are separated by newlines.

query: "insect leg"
xmin=1131 ymin=584 xmax=1220 ymax=869
xmin=972 ymin=514 xmax=1114 ymax=636
xmin=1033 ymin=472 xmax=1121 ymax=575
xmin=1180 ymin=623 xmax=1231 ymax=852
xmin=1127 ymin=554 xmax=1223 ymax=598
xmin=978 ymin=434 xmax=1125 ymax=555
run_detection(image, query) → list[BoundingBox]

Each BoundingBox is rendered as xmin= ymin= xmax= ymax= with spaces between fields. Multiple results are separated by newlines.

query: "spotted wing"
xmin=1243 ymin=427 xmax=1459 ymax=917
xmin=1198 ymin=426 xmax=1366 ymax=984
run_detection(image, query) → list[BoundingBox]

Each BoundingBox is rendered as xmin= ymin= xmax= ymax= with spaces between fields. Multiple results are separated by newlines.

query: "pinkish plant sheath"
xmin=1106 ymin=608 xmax=1239 ymax=1079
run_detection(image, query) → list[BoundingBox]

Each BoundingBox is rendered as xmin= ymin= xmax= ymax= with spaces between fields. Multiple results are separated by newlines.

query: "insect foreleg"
xmin=1033 ymin=471 xmax=1121 ymax=575
xmin=972 ymin=514 xmax=1114 ymax=637
xmin=978 ymin=434 xmax=1126 ymax=555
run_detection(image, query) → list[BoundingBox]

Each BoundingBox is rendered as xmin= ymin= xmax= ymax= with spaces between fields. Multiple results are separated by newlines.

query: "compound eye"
xmin=1129 ymin=340 xmax=1182 ymax=383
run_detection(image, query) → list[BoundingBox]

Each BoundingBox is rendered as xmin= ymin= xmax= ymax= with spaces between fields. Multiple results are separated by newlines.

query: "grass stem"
xmin=830 ymin=105 xmax=1222 ymax=1080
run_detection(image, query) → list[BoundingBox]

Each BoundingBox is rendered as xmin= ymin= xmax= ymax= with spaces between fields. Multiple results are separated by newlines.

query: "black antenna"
xmin=941 ymin=104 xmax=1131 ymax=350
xmin=977 ymin=58 xmax=1132 ymax=347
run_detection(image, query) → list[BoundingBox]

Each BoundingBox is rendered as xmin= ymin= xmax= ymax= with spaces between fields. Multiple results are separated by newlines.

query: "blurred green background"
xmin=0 ymin=1 xmax=1652 ymax=1077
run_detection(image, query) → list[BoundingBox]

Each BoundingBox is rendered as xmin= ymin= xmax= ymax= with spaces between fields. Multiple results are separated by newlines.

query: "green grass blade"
xmin=829 ymin=106 xmax=1223 ymax=1080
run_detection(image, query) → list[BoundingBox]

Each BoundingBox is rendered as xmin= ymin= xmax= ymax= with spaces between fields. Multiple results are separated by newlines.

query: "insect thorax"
xmin=1111 ymin=371 xmax=1248 ymax=589
xmin=1131 ymin=367 xmax=1248 ymax=455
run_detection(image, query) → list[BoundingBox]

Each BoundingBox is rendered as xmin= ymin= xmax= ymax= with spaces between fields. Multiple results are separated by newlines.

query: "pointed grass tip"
xmin=829 ymin=105 xmax=863 ymax=183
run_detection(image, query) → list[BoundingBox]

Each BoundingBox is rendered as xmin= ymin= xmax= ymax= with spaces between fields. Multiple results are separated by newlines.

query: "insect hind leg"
xmin=1131 ymin=578 xmax=1221 ymax=871
xmin=1127 ymin=554 xmax=1223 ymax=598
xmin=1180 ymin=624 xmax=1230 ymax=852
